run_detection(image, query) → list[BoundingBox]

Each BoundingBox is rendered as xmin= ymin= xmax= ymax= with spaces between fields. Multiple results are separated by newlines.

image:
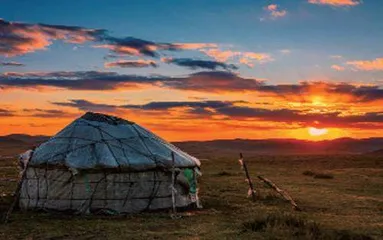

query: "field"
xmin=1 ymin=145 xmax=383 ymax=239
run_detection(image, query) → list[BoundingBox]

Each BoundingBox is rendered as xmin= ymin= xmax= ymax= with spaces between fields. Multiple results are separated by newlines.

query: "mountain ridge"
xmin=1 ymin=134 xmax=383 ymax=155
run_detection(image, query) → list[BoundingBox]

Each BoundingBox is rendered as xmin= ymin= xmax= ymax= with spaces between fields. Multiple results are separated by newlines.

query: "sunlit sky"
xmin=1 ymin=0 xmax=383 ymax=141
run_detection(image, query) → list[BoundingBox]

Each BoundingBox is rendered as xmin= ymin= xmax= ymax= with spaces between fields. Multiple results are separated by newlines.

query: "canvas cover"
xmin=29 ymin=112 xmax=200 ymax=171
xmin=20 ymin=167 xmax=194 ymax=213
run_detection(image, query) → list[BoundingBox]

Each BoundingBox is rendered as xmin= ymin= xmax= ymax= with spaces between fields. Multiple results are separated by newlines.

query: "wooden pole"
xmin=3 ymin=151 xmax=34 ymax=223
xmin=238 ymin=153 xmax=256 ymax=201
xmin=257 ymin=175 xmax=301 ymax=211
xmin=170 ymin=152 xmax=179 ymax=218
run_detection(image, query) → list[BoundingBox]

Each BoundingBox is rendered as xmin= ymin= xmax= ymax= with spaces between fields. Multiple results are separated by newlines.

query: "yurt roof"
xmin=29 ymin=112 xmax=200 ymax=171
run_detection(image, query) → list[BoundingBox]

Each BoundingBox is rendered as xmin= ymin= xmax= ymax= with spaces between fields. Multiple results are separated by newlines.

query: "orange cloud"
xmin=240 ymin=52 xmax=274 ymax=67
xmin=201 ymin=48 xmax=273 ymax=67
xmin=172 ymin=43 xmax=218 ymax=50
xmin=331 ymin=65 xmax=345 ymax=71
xmin=200 ymin=49 xmax=241 ymax=62
xmin=1 ymin=19 xmax=102 ymax=56
xmin=308 ymin=0 xmax=361 ymax=7
xmin=264 ymin=4 xmax=287 ymax=20
xmin=94 ymin=44 xmax=142 ymax=56
xmin=346 ymin=58 xmax=383 ymax=71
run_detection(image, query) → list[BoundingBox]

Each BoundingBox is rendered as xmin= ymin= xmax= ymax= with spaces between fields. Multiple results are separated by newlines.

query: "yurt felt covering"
xmin=19 ymin=112 xmax=201 ymax=214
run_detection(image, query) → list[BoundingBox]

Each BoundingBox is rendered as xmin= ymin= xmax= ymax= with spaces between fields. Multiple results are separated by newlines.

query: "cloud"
xmin=308 ymin=0 xmax=361 ymax=7
xmin=213 ymin=105 xmax=383 ymax=128
xmin=2 ymin=71 xmax=383 ymax=103
xmin=280 ymin=49 xmax=291 ymax=55
xmin=94 ymin=37 xmax=178 ymax=58
xmin=0 ymin=71 xmax=164 ymax=90
xmin=162 ymin=58 xmax=238 ymax=71
xmin=171 ymin=43 xmax=218 ymax=50
xmin=200 ymin=49 xmax=241 ymax=62
xmin=163 ymin=71 xmax=263 ymax=92
xmin=264 ymin=4 xmax=287 ymax=20
xmin=104 ymin=59 xmax=157 ymax=68
xmin=239 ymin=52 xmax=274 ymax=67
xmin=346 ymin=58 xmax=383 ymax=71
xmin=52 ymin=99 xmax=119 ymax=112
xmin=1 ymin=18 xmax=217 ymax=59
xmin=94 ymin=38 xmax=218 ymax=58
xmin=0 ymin=108 xmax=14 ymax=117
xmin=22 ymin=108 xmax=77 ymax=118
xmin=201 ymin=48 xmax=273 ymax=67
xmin=257 ymin=81 xmax=383 ymax=103
xmin=330 ymin=55 xmax=343 ymax=59
xmin=0 ymin=61 xmax=25 ymax=67
xmin=50 ymin=99 xmax=383 ymax=129
xmin=0 ymin=19 xmax=105 ymax=56
xmin=123 ymin=100 xmax=237 ymax=111
xmin=1 ymin=69 xmax=383 ymax=104
xmin=0 ymin=70 xmax=262 ymax=92
xmin=331 ymin=64 xmax=345 ymax=71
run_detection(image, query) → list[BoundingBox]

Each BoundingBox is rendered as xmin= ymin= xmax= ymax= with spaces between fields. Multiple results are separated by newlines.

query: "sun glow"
xmin=308 ymin=127 xmax=328 ymax=137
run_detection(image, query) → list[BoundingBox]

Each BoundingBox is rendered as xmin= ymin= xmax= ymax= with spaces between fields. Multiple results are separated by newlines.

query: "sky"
xmin=1 ymin=0 xmax=383 ymax=141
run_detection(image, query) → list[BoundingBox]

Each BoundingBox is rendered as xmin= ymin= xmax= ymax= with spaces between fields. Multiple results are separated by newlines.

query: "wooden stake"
xmin=170 ymin=152 xmax=180 ymax=219
xmin=238 ymin=153 xmax=256 ymax=201
xmin=3 ymin=151 xmax=34 ymax=223
xmin=257 ymin=175 xmax=301 ymax=211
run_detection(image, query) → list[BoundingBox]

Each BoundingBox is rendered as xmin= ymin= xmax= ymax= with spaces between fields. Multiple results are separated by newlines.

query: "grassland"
xmin=0 ymin=145 xmax=382 ymax=239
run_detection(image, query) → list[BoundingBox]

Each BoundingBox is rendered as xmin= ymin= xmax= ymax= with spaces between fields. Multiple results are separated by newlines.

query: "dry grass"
xmin=1 ymin=147 xmax=383 ymax=239
xmin=303 ymin=170 xmax=334 ymax=179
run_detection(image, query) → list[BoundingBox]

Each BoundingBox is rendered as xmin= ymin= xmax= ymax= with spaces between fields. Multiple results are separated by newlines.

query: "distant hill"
xmin=3 ymin=134 xmax=50 ymax=144
xmin=365 ymin=148 xmax=383 ymax=156
xmin=0 ymin=134 xmax=50 ymax=157
xmin=174 ymin=138 xmax=383 ymax=157
xmin=1 ymin=134 xmax=383 ymax=156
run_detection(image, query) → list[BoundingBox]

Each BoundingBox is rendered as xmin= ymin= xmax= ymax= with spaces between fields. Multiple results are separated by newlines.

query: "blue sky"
xmin=2 ymin=0 xmax=382 ymax=82
xmin=1 ymin=0 xmax=383 ymax=140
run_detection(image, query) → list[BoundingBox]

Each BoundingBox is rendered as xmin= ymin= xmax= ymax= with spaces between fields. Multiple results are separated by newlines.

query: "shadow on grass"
xmin=303 ymin=170 xmax=334 ymax=179
xmin=214 ymin=171 xmax=233 ymax=177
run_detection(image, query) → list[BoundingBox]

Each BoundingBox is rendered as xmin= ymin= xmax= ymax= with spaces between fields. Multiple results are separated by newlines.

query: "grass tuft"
xmin=242 ymin=212 xmax=372 ymax=239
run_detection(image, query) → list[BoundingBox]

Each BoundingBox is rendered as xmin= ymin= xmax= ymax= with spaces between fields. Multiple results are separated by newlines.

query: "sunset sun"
xmin=308 ymin=127 xmax=328 ymax=137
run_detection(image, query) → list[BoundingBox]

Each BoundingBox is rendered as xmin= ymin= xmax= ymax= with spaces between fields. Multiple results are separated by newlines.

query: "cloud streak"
xmin=201 ymin=48 xmax=273 ymax=67
xmin=50 ymin=99 xmax=383 ymax=129
xmin=22 ymin=108 xmax=77 ymax=118
xmin=1 ymin=19 xmax=218 ymax=59
xmin=308 ymin=0 xmax=361 ymax=7
xmin=162 ymin=58 xmax=238 ymax=71
xmin=52 ymin=99 xmax=119 ymax=112
xmin=331 ymin=65 xmax=345 ymax=71
xmin=0 ymin=71 xmax=164 ymax=90
xmin=0 ymin=108 xmax=14 ymax=117
xmin=104 ymin=59 xmax=158 ymax=68
xmin=346 ymin=58 xmax=383 ymax=71
xmin=2 ymin=71 xmax=383 ymax=103
xmin=0 ymin=19 xmax=105 ymax=56
xmin=0 ymin=61 xmax=25 ymax=67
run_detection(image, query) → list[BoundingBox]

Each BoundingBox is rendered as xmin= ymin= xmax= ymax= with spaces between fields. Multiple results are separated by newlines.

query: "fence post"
xmin=238 ymin=153 xmax=256 ymax=201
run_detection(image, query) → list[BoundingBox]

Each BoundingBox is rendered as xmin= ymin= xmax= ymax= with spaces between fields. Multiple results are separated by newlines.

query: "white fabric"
xmin=19 ymin=149 xmax=33 ymax=170
xmin=30 ymin=117 xmax=200 ymax=170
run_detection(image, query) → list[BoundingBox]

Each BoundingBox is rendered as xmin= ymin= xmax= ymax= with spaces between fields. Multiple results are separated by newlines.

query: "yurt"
xmin=19 ymin=112 xmax=201 ymax=214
